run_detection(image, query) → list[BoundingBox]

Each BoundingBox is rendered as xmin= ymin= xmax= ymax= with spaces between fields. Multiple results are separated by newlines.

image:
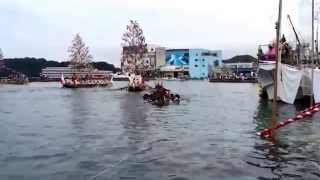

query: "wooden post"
xmin=317 ymin=24 xmax=319 ymax=64
xmin=311 ymin=0 xmax=315 ymax=107
xmin=270 ymin=0 xmax=282 ymax=136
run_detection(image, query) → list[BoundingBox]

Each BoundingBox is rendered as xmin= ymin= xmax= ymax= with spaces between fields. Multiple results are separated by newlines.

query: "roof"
xmin=223 ymin=55 xmax=257 ymax=64
xmin=166 ymin=49 xmax=189 ymax=52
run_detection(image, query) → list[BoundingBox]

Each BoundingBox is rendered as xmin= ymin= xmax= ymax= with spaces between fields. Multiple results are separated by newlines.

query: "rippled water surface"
xmin=0 ymin=81 xmax=320 ymax=180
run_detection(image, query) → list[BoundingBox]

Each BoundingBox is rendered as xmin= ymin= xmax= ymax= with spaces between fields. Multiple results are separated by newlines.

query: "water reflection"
xmin=69 ymin=89 xmax=91 ymax=130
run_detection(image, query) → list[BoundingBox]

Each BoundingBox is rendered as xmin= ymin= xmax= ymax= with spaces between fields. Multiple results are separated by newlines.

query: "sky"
xmin=0 ymin=0 xmax=315 ymax=66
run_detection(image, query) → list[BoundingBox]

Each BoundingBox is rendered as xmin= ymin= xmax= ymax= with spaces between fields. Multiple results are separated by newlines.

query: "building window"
xmin=195 ymin=59 xmax=198 ymax=62
xmin=195 ymin=64 xmax=198 ymax=67
xmin=202 ymin=59 xmax=205 ymax=62
xmin=214 ymin=60 xmax=220 ymax=67
xmin=202 ymin=65 xmax=205 ymax=67
xmin=202 ymin=52 xmax=217 ymax=57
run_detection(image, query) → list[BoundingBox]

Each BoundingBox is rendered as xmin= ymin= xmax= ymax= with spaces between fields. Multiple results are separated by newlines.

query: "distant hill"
xmin=3 ymin=57 xmax=120 ymax=77
xmin=223 ymin=55 xmax=257 ymax=64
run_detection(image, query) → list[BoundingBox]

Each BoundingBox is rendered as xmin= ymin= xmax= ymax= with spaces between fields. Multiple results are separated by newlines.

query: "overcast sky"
xmin=0 ymin=0 xmax=315 ymax=66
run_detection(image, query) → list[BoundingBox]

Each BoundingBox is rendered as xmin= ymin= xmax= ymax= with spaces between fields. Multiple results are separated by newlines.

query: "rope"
xmin=257 ymin=103 xmax=320 ymax=138
xmin=87 ymin=155 xmax=130 ymax=180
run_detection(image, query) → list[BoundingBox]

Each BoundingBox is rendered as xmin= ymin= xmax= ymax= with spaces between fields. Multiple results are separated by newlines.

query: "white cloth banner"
xmin=278 ymin=64 xmax=303 ymax=104
xmin=301 ymin=68 xmax=313 ymax=96
xmin=257 ymin=62 xmax=275 ymax=87
xmin=313 ymin=69 xmax=320 ymax=103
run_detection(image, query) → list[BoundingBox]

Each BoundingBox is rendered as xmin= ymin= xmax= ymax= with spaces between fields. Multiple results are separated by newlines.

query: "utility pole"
xmin=271 ymin=0 xmax=282 ymax=137
xmin=317 ymin=24 xmax=319 ymax=65
xmin=311 ymin=0 xmax=315 ymax=107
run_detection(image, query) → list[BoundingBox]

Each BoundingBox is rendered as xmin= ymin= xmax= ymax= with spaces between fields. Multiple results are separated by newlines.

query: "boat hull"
xmin=209 ymin=78 xmax=257 ymax=83
xmin=62 ymin=82 xmax=112 ymax=88
xmin=128 ymin=86 xmax=145 ymax=92
xmin=112 ymin=77 xmax=129 ymax=81
xmin=0 ymin=78 xmax=29 ymax=85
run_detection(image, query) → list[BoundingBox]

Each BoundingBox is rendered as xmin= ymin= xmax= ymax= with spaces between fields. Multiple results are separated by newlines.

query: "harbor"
xmin=1 ymin=0 xmax=320 ymax=179
xmin=1 ymin=81 xmax=320 ymax=180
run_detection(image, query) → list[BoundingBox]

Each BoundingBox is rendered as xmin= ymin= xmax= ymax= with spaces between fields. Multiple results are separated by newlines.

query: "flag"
xmin=60 ymin=74 xmax=65 ymax=85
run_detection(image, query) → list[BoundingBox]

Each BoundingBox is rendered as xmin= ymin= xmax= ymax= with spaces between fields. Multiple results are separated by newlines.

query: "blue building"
xmin=165 ymin=49 xmax=222 ymax=78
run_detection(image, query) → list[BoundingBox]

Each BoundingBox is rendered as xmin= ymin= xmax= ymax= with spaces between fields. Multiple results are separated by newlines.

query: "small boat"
xmin=0 ymin=68 xmax=29 ymax=85
xmin=0 ymin=77 xmax=29 ymax=85
xmin=112 ymin=73 xmax=130 ymax=81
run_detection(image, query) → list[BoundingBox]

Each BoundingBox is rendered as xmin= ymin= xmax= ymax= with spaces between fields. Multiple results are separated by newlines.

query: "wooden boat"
xmin=127 ymin=74 xmax=147 ymax=92
xmin=61 ymin=75 xmax=112 ymax=89
xmin=128 ymin=86 xmax=145 ymax=92
xmin=62 ymin=81 xmax=112 ymax=88
xmin=209 ymin=78 xmax=257 ymax=83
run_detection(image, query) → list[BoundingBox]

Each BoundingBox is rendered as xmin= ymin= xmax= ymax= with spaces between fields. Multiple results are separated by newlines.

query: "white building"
xmin=41 ymin=66 xmax=112 ymax=80
xmin=222 ymin=55 xmax=257 ymax=76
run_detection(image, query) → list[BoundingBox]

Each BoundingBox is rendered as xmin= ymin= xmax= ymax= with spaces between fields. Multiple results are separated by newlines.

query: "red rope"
xmin=257 ymin=103 xmax=320 ymax=138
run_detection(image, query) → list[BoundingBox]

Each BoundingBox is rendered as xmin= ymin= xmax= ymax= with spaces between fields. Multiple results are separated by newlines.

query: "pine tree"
xmin=121 ymin=20 xmax=148 ymax=73
xmin=0 ymin=48 xmax=5 ymax=69
xmin=68 ymin=34 xmax=93 ymax=68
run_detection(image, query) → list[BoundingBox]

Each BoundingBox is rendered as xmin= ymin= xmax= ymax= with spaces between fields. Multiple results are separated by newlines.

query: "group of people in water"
xmin=143 ymin=83 xmax=180 ymax=105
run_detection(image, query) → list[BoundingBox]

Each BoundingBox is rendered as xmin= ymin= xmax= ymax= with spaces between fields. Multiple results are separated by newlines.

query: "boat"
xmin=0 ymin=77 xmax=29 ymax=85
xmin=60 ymin=33 xmax=113 ymax=89
xmin=257 ymin=46 xmax=315 ymax=105
xmin=127 ymin=74 xmax=147 ymax=92
xmin=0 ymin=68 xmax=29 ymax=85
xmin=209 ymin=77 xmax=257 ymax=83
xmin=61 ymin=74 xmax=112 ymax=88
xmin=41 ymin=66 xmax=112 ymax=82
xmin=128 ymin=86 xmax=145 ymax=92
xmin=257 ymin=0 xmax=320 ymax=139
xmin=161 ymin=77 xmax=189 ymax=81
xmin=256 ymin=9 xmax=318 ymax=105
xmin=59 ymin=64 xmax=113 ymax=89
xmin=112 ymin=73 xmax=130 ymax=81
